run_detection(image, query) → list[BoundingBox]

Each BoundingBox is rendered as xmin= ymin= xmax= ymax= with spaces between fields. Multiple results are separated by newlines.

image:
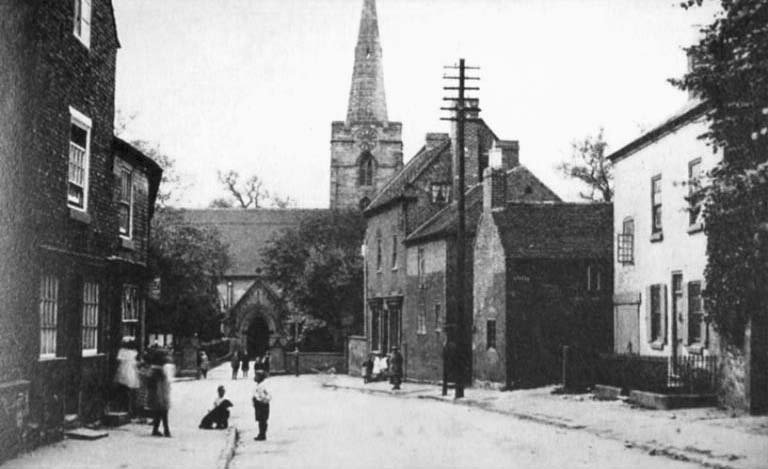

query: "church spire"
xmin=346 ymin=0 xmax=388 ymax=124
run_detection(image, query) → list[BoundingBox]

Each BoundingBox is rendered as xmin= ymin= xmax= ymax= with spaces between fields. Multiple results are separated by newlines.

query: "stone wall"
xmin=284 ymin=352 xmax=347 ymax=375
xmin=0 ymin=380 xmax=30 ymax=464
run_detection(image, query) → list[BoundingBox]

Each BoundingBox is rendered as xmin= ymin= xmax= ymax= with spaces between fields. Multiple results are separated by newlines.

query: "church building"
xmin=329 ymin=0 xmax=403 ymax=211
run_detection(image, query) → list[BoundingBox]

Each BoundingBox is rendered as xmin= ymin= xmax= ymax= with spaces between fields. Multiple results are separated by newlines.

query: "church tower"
xmin=330 ymin=0 xmax=403 ymax=210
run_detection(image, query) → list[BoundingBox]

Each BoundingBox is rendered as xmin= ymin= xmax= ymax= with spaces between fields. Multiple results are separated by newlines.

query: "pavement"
xmin=4 ymin=364 xmax=244 ymax=469
xmin=321 ymin=375 xmax=768 ymax=469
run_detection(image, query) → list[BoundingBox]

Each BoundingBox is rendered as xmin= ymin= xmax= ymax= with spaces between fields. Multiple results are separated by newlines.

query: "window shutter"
xmin=645 ymin=285 xmax=653 ymax=343
xmin=702 ymin=278 xmax=709 ymax=348
xmin=661 ymin=284 xmax=668 ymax=345
xmin=682 ymin=281 xmax=690 ymax=346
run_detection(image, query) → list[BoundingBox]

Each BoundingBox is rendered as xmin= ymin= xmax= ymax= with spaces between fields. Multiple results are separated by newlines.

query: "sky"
xmin=112 ymin=0 xmax=721 ymax=208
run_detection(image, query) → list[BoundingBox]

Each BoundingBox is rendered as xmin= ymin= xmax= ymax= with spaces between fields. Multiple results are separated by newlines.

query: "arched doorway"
xmin=245 ymin=315 xmax=271 ymax=358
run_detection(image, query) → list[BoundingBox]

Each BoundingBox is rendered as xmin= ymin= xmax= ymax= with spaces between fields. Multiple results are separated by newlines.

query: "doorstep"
xmin=628 ymin=390 xmax=717 ymax=410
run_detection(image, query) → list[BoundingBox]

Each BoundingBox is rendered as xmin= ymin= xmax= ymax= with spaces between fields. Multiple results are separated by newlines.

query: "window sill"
xmin=687 ymin=222 xmax=704 ymax=235
xmin=650 ymin=231 xmax=663 ymax=243
xmin=391 ymin=267 xmax=398 ymax=272
xmin=38 ymin=355 xmax=67 ymax=363
xmin=120 ymin=237 xmax=135 ymax=250
xmin=685 ymin=344 xmax=706 ymax=355
xmin=81 ymin=351 xmax=105 ymax=358
xmin=649 ymin=340 xmax=665 ymax=351
xmin=69 ymin=207 xmax=91 ymax=224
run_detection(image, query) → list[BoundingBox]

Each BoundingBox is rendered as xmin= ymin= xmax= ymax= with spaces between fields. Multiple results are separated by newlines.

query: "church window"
xmin=359 ymin=153 xmax=375 ymax=186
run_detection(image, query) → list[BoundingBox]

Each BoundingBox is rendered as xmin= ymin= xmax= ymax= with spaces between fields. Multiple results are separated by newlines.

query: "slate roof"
xmin=364 ymin=139 xmax=451 ymax=214
xmin=177 ymin=208 xmax=328 ymax=276
xmin=405 ymin=165 xmax=561 ymax=244
xmin=493 ymin=203 xmax=613 ymax=259
xmin=607 ymin=99 xmax=708 ymax=163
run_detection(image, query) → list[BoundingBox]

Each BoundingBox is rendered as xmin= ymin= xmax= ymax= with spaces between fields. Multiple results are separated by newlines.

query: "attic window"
xmin=366 ymin=48 xmax=371 ymax=59
xmin=524 ymin=186 xmax=533 ymax=195
xmin=430 ymin=183 xmax=451 ymax=204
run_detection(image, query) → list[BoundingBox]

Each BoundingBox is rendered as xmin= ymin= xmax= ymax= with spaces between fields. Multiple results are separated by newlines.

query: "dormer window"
xmin=359 ymin=152 xmax=375 ymax=186
xmin=73 ymin=0 xmax=92 ymax=48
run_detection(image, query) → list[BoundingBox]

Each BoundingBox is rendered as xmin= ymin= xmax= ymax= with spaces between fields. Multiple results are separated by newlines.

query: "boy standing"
xmin=252 ymin=370 xmax=271 ymax=441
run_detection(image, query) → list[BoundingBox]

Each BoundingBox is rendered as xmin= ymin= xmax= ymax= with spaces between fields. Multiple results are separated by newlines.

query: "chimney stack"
xmin=425 ymin=132 xmax=449 ymax=151
xmin=483 ymin=166 xmax=506 ymax=212
xmin=495 ymin=140 xmax=519 ymax=170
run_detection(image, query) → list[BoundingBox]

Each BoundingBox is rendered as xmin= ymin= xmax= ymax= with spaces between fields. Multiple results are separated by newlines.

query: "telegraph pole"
xmin=441 ymin=58 xmax=480 ymax=399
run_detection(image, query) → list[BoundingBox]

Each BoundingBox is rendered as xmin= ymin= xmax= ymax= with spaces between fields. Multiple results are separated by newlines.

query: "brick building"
xmin=472 ymin=168 xmax=613 ymax=388
xmin=0 ymin=0 xmax=161 ymax=459
xmin=401 ymin=145 xmax=561 ymax=382
xmin=329 ymin=0 xmax=403 ymax=210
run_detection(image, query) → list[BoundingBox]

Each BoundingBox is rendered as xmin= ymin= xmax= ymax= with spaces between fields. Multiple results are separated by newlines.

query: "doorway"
xmin=245 ymin=315 xmax=271 ymax=359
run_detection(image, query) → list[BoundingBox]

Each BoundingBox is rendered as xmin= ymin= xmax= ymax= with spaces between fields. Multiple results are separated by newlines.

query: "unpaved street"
xmin=230 ymin=375 xmax=702 ymax=469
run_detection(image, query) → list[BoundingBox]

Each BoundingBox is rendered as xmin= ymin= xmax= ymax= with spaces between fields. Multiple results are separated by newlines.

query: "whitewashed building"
xmin=608 ymin=99 xmax=724 ymax=397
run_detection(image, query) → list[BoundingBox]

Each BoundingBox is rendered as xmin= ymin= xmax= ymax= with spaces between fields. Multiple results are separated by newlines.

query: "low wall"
xmin=347 ymin=336 xmax=367 ymax=377
xmin=284 ymin=352 xmax=347 ymax=375
xmin=0 ymin=380 xmax=30 ymax=463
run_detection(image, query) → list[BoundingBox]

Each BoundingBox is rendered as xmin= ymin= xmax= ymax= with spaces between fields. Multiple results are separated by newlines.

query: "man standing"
xmin=390 ymin=346 xmax=403 ymax=390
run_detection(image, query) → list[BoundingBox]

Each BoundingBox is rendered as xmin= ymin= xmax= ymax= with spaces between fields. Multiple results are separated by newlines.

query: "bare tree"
xmin=558 ymin=128 xmax=613 ymax=202
xmin=217 ymin=170 xmax=268 ymax=209
xmin=270 ymin=193 xmax=296 ymax=209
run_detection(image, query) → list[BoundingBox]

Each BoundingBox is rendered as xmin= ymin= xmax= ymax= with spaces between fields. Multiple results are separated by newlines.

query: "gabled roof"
xmin=178 ymin=208 xmax=328 ymax=276
xmin=493 ymin=203 xmax=613 ymax=259
xmin=404 ymin=165 xmax=561 ymax=244
xmin=113 ymin=137 xmax=162 ymax=217
xmin=607 ymin=99 xmax=709 ymax=163
xmin=364 ymin=139 xmax=451 ymax=215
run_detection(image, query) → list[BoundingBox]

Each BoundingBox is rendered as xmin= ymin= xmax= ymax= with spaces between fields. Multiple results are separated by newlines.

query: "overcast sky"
xmin=113 ymin=0 xmax=720 ymax=208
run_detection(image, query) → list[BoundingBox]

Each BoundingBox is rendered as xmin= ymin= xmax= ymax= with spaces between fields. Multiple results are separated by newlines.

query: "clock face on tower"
xmin=356 ymin=126 xmax=378 ymax=151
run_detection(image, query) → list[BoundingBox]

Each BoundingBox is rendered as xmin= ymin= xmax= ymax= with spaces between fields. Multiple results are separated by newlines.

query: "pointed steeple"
xmin=346 ymin=0 xmax=388 ymax=124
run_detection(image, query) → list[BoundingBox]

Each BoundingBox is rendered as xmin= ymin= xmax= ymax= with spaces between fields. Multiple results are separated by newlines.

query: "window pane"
xmin=119 ymin=204 xmax=130 ymax=235
xmin=70 ymin=124 xmax=87 ymax=148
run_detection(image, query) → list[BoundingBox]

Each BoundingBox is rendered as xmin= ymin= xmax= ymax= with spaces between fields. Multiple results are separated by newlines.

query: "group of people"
xmin=230 ymin=351 xmax=271 ymax=380
xmin=362 ymin=346 xmax=403 ymax=390
xmin=114 ymin=339 xmax=176 ymax=437
xmin=197 ymin=370 xmax=272 ymax=441
xmin=115 ymin=338 xmax=273 ymax=441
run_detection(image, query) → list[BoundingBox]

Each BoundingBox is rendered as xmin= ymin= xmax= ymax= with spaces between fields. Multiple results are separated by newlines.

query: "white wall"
xmin=613 ymin=114 xmax=720 ymax=356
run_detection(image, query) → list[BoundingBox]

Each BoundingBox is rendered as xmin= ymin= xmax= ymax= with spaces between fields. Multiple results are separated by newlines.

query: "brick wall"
xmin=403 ymin=240 xmax=447 ymax=381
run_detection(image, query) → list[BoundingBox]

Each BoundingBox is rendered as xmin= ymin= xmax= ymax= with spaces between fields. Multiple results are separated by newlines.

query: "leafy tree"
xmin=149 ymin=209 xmax=230 ymax=342
xmin=260 ymin=210 xmax=365 ymax=350
xmin=673 ymin=0 xmax=768 ymax=345
xmin=557 ymin=128 xmax=613 ymax=202
xmin=270 ymin=193 xmax=297 ymax=209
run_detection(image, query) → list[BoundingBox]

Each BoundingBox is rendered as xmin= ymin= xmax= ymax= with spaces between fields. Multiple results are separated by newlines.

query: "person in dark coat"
xmin=390 ymin=346 xmax=403 ymax=390
xmin=240 ymin=351 xmax=250 ymax=378
xmin=230 ymin=342 xmax=240 ymax=380
xmin=146 ymin=350 xmax=172 ymax=437
xmin=362 ymin=354 xmax=374 ymax=384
